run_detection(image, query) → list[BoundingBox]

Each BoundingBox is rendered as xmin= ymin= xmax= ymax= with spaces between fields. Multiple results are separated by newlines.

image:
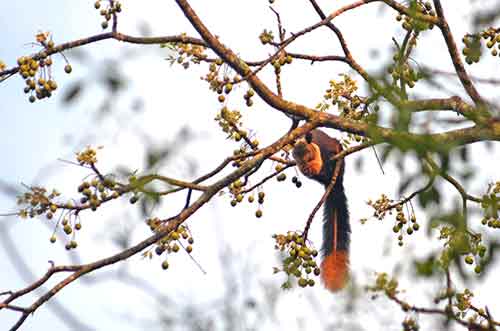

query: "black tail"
xmin=322 ymin=180 xmax=350 ymax=254
xmin=320 ymin=178 xmax=350 ymax=291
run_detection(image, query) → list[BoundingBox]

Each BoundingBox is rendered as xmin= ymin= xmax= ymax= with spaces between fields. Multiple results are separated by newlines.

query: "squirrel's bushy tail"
xmin=321 ymin=182 xmax=350 ymax=291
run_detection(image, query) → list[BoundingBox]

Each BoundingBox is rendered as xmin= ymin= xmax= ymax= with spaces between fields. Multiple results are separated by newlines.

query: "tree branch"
xmin=432 ymin=0 xmax=488 ymax=116
xmin=2 ymin=121 xmax=318 ymax=331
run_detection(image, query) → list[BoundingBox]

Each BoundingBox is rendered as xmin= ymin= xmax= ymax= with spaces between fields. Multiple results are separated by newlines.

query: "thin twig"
xmin=302 ymin=158 xmax=343 ymax=241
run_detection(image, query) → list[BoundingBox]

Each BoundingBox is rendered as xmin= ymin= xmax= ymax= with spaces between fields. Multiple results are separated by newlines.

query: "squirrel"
xmin=292 ymin=129 xmax=350 ymax=291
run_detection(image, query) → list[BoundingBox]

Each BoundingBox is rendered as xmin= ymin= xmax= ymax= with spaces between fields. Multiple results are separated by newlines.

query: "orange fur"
xmin=294 ymin=143 xmax=323 ymax=177
xmin=320 ymin=250 xmax=349 ymax=291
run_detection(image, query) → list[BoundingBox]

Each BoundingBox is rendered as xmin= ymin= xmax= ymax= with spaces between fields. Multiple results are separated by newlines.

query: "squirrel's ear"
xmin=305 ymin=132 xmax=313 ymax=144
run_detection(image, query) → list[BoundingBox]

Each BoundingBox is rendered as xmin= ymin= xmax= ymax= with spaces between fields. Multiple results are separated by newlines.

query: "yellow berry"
xmin=161 ymin=260 xmax=169 ymax=270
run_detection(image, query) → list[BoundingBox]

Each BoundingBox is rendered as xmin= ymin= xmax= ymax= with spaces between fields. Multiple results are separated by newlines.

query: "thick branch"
xmin=404 ymin=96 xmax=477 ymax=119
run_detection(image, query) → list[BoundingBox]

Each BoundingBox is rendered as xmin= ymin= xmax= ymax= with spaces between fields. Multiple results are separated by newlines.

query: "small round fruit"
xmin=161 ymin=260 xmax=169 ymax=270
xmin=255 ymin=209 xmax=263 ymax=218
xmin=277 ymin=173 xmax=286 ymax=182
xmin=298 ymin=278 xmax=307 ymax=287
xmin=64 ymin=64 xmax=72 ymax=74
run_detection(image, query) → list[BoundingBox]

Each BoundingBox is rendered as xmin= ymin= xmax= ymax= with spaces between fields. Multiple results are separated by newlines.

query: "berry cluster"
xmin=273 ymin=232 xmax=320 ymax=289
xmin=165 ymin=38 xmax=207 ymax=69
xmin=17 ymin=187 xmax=61 ymax=220
xmin=438 ymin=226 xmax=486 ymax=274
xmin=462 ymin=28 xmax=500 ymax=65
xmin=482 ymin=28 xmax=500 ymax=57
xmin=272 ymin=164 xmax=302 ymax=188
xmin=230 ymin=147 xmax=251 ymax=168
xmin=214 ymin=107 xmax=243 ymax=138
xmin=274 ymin=164 xmax=287 ymax=183
xmin=462 ymin=35 xmax=482 ymax=65
xmin=317 ymin=74 xmax=372 ymax=148
xmin=17 ymin=32 xmax=75 ymax=103
xmin=228 ymin=179 xmax=265 ymax=219
xmin=76 ymin=146 xmax=100 ymax=166
xmin=202 ymin=56 xmax=257 ymax=111
xmin=388 ymin=53 xmax=423 ymax=89
xmin=449 ymin=288 xmax=495 ymax=327
xmin=391 ymin=204 xmax=420 ymax=247
xmin=253 ymin=191 xmax=265 ymax=218
xmin=76 ymin=176 xmax=122 ymax=212
xmin=18 ymin=54 xmax=63 ymax=104
xmin=204 ymin=58 xmax=232 ymax=93
xmin=480 ymin=181 xmax=500 ymax=228
xmin=243 ymin=88 xmax=255 ymax=107
xmin=16 ymin=186 xmax=85 ymax=249
xmin=291 ymin=175 xmax=302 ymax=188
xmin=366 ymin=195 xmax=420 ymax=246
xmin=57 ymin=215 xmax=83 ymax=250
xmin=259 ymin=29 xmax=274 ymax=45
xmin=366 ymin=272 xmax=400 ymax=297
xmin=367 ymin=194 xmax=392 ymax=220
xmin=145 ymin=220 xmax=194 ymax=270
xmin=395 ymin=1 xmax=435 ymax=32
xmin=228 ymin=179 xmax=246 ymax=207
xmin=271 ymin=53 xmax=293 ymax=75
xmin=94 ymin=0 xmax=122 ymax=29
xmin=454 ymin=289 xmax=473 ymax=312
xmin=402 ymin=317 xmax=419 ymax=331
xmin=15 ymin=146 xmax=137 ymax=251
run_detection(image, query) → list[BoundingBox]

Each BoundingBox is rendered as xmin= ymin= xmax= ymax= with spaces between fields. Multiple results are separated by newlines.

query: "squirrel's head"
xmin=292 ymin=135 xmax=323 ymax=177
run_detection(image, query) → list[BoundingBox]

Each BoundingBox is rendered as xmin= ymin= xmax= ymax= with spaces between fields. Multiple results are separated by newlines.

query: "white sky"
xmin=0 ymin=1 xmax=499 ymax=330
